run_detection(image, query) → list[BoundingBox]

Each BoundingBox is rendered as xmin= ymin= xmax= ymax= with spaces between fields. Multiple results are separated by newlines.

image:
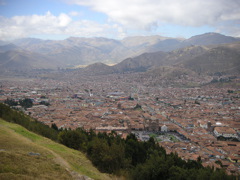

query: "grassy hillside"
xmin=0 ymin=119 xmax=111 ymax=180
xmin=183 ymin=46 xmax=240 ymax=74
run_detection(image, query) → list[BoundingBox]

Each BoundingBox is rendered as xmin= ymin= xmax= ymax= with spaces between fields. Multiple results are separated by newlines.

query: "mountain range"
xmin=76 ymin=41 xmax=240 ymax=76
xmin=0 ymin=32 xmax=239 ymax=72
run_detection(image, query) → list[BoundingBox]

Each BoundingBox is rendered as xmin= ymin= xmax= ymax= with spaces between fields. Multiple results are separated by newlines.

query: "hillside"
xmin=83 ymin=62 xmax=116 ymax=75
xmin=0 ymin=50 xmax=57 ymax=73
xmin=114 ymin=51 xmax=168 ymax=73
xmin=182 ymin=32 xmax=239 ymax=46
xmin=112 ymin=43 xmax=240 ymax=75
xmin=182 ymin=46 xmax=240 ymax=74
xmin=0 ymin=32 xmax=239 ymax=76
xmin=121 ymin=35 xmax=183 ymax=52
xmin=0 ymin=32 xmax=236 ymax=70
xmin=65 ymin=41 xmax=240 ymax=79
xmin=0 ymin=119 xmax=111 ymax=180
xmin=0 ymin=44 xmax=20 ymax=53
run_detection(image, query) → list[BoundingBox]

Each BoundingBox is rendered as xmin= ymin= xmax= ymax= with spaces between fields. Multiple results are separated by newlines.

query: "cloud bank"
xmin=70 ymin=0 xmax=240 ymax=28
xmin=0 ymin=11 xmax=125 ymax=40
xmin=0 ymin=0 xmax=240 ymax=40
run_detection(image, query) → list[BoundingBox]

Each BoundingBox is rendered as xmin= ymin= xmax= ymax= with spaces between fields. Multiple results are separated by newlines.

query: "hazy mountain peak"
xmin=0 ymin=43 xmax=20 ymax=52
xmin=185 ymin=32 xmax=238 ymax=46
xmin=81 ymin=62 xmax=115 ymax=75
xmin=121 ymin=35 xmax=175 ymax=47
xmin=12 ymin=38 xmax=44 ymax=47
xmin=1 ymin=32 xmax=239 ymax=73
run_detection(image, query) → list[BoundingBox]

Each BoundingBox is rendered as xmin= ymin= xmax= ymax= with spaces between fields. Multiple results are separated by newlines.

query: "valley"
xmin=1 ymin=32 xmax=240 ymax=176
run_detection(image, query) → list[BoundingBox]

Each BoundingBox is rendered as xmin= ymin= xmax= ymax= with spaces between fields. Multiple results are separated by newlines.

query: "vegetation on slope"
xmin=0 ymin=119 xmax=73 ymax=180
xmin=59 ymin=129 xmax=236 ymax=180
xmin=0 ymin=103 xmax=58 ymax=141
xmin=0 ymin=103 xmax=111 ymax=180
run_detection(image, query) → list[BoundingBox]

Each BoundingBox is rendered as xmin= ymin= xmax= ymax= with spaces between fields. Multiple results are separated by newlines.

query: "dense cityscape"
xmin=1 ymin=72 xmax=240 ymax=175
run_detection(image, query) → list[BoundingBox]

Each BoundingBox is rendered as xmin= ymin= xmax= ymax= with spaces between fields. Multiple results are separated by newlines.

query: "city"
xmin=1 ymin=72 xmax=239 ymax=175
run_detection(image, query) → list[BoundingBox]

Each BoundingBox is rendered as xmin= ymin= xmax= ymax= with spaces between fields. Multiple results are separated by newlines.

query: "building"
xmin=95 ymin=126 xmax=130 ymax=133
xmin=214 ymin=127 xmax=238 ymax=139
xmin=161 ymin=125 xmax=168 ymax=132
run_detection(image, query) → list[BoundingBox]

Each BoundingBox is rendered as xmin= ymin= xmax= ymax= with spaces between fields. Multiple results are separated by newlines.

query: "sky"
xmin=0 ymin=0 xmax=240 ymax=41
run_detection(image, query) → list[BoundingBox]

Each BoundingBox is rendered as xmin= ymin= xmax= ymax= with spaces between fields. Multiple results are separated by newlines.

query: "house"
xmin=214 ymin=127 xmax=238 ymax=138
xmin=161 ymin=125 xmax=168 ymax=132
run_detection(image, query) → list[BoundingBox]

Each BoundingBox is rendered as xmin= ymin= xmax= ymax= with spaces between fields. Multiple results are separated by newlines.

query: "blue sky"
xmin=0 ymin=0 xmax=239 ymax=40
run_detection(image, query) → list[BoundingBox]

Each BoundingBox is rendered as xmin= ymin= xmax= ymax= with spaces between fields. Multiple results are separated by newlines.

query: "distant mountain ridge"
xmin=0 ymin=50 xmax=57 ymax=74
xmin=0 ymin=32 xmax=239 ymax=73
xmin=77 ymin=41 xmax=240 ymax=76
xmin=182 ymin=32 xmax=238 ymax=46
xmin=182 ymin=45 xmax=240 ymax=74
xmin=0 ymin=43 xmax=20 ymax=53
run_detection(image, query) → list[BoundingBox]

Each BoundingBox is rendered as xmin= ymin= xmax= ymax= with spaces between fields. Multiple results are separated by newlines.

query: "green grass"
xmin=149 ymin=133 xmax=157 ymax=138
xmin=169 ymin=135 xmax=179 ymax=143
xmin=149 ymin=133 xmax=163 ymax=142
xmin=14 ymin=128 xmax=41 ymax=142
xmin=0 ymin=119 xmax=111 ymax=180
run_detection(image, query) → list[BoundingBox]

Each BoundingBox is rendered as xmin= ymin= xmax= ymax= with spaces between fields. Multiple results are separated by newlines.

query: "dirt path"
xmin=1 ymin=122 xmax=92 ymax=180
xmin=45 ymin=148 xmax=92 ymax=180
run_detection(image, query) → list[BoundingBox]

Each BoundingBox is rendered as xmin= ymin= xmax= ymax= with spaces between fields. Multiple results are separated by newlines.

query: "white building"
xmin=161 ymin=125 xmax=168 ymax=132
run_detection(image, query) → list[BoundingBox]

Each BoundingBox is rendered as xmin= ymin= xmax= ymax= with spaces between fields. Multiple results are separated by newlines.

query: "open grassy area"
xmin=149 ymin=133 xmax=162 ymax=142
xmin=169 ymin=134 xmax=180 ymax=143
xmin=0 ymin=119 xmax=111 ymax=180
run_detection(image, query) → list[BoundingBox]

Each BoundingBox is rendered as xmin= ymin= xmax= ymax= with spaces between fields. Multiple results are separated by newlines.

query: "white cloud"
xmin=11 ymin=11 xmax=71 ymax=28
xmin=0 ymin=12 xmax=126 ymax=40
xmin=215 ymin=21 xmax=240 ymax=37
xmin=1 ymin=1 xmax=240 ymax=40
xmin=69 ymin=0 xmax=240 ymax=29
xmin=69 ymin=11 xmax=79 ymax=16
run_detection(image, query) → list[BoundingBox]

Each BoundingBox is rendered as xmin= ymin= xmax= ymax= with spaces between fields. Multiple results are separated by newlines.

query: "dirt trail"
xmin=2 ymin=122 xmax=92 ymax=180
xmin=45 ymin=148 xmax=92 ymax=180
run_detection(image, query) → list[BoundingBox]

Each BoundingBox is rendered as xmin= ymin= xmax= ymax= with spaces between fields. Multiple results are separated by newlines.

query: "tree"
xmin=168 ymin=166 xmax=187 ymax=180
xmin=40 ymin=101 xmax=50 ymax=106
xmin=4 ymin=98 xmax=18 ymax=106
xmin=58 ymin=130 xmax=88 ymax=151
xmin=19 ymin=98 xmax=33 ymax=109
xmin=51 ymin=123 xmax=58 ymax=131
xmin=125 ymin=138 xmax=147 ymax=166
xmin=87 ymin=138 xmax=110 ymax=172
xmin=134 ymin=104 xmax=142 ymax=110
xmin=128 ymin=96 xmax=134 ymax=100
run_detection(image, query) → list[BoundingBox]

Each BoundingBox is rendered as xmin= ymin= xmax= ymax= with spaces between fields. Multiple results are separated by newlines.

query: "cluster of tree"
xmin=39 ymin=101 xmax=50 ymax=106
xmin=134 ymin=103 xmax=142 ymax=110
xmin=0 ymin=103 xmax=236 ymax=179
xmin=4 ymin=98 xmax=33 ymax=109
xmin=58 ymin=128 xmax=235 ymax=179
xmin=4 ymin=98 xmax=18 ymax=106
xmin=210 ymin=77 xmax=232 ymax=84
xmin=19 ymin=98 xmax=33 ymax=109
xmin=128 ymin=96 xmax=134 ymax=100
xmin=0 ymin=103 xmax=58 ymax=140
